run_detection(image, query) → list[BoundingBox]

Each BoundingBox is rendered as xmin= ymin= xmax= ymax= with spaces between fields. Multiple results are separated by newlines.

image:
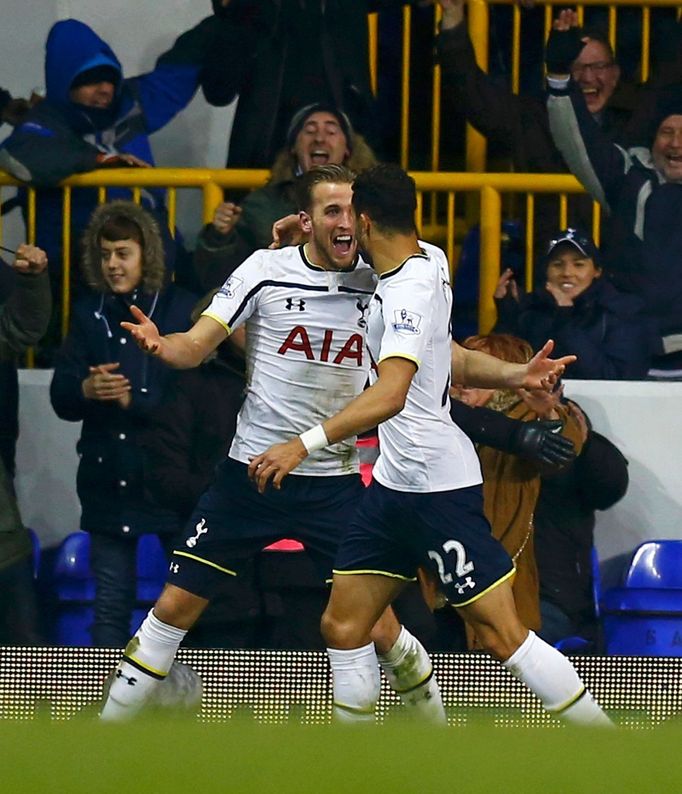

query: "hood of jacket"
xmin=45 ymin=19 xmax=122 ymax=107
xmin=80 ymin=201 xmax=167 ymax=294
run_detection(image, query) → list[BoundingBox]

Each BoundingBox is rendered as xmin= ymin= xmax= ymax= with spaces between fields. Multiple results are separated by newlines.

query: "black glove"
xmin=545 ymin=26 xmax=583 ymax=75
xmin=512 ymin=420 xmax=576 ymax=468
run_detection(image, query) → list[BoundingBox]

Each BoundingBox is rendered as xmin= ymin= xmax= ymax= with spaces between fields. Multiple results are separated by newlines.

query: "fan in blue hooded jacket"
xmin=494 ymin=228 xmax=652 ymax=380
xmin=50 ymin=200 xmax=196 ymax=647
xmin=0 ymin=13 xmax=234 ymax=302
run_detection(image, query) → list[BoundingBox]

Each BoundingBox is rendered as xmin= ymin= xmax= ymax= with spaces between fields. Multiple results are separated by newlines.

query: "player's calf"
xmin=502 ymin=630 xmax=612 ymax=727
xmin=327 ymin=643 xmax=381 ymax=723
xmin=377 ymin=625 xmax=447 ymax=724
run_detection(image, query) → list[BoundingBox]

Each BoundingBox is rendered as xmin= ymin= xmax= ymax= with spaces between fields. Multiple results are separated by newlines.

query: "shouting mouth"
xmin=332 ymin=234 xmax=353 ymax=257
xmin=310 ymin=148 xmax=331 ymax=165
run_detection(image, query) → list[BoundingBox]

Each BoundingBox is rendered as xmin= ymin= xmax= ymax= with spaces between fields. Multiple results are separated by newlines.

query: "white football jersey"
xmin=367 ymin=241 xmax=482 ymax=492
xmin=203 ymin=245 xmax=376 ymax=475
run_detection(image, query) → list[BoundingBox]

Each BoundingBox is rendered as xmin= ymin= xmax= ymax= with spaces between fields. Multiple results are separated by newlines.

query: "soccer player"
xmin=101 ymin=165 xmax=444 ymax=722
xmin=249 ymin=164 xmax=612 ymax=727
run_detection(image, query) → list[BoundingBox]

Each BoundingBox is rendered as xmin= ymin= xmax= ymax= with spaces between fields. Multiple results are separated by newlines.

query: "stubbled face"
xmin=302 ymin=182 xmax=357 ymax=271
xmin=100 ymin=238 xmax=143 ymax=293
xmin=652 ymin=115 xmax=682 ymax=183
xmin=571 ymin=39 xmax=619 ymax=114
xmin=293 ymin=112 xmax=350 ymax=173
xmin=545 ymin=244 xmax=601 ymax=301
xmin=69 ymin=81 xmax=115 ymax=109
xmin=450 ymin=383 xmax=495 ymax=408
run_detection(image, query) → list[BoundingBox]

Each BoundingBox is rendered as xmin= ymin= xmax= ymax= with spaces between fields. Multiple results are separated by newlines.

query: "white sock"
xmin=377 ymin=626 xmax=447 ymax=724
xmin=100 ymin=609 xmax=187 ymax=722
xmin=503 ymin=631 xmax=612 ymax=727
xmin=327 ymin=643 xmax=381 ymax=724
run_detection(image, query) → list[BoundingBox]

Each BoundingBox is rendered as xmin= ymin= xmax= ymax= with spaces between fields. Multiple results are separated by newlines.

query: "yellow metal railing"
xmin=0 ymin=168 xmax=594 ymax=345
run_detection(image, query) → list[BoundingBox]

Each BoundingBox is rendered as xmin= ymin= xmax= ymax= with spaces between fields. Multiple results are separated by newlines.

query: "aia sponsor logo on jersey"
xmin=277 ymin=325 xmax=364 ymax=365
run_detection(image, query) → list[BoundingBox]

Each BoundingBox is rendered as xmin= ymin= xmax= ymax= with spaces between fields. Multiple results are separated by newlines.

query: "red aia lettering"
xmin=278 ymin=326 xmax=363 ymax=366
xmin=277 ymin=325 xmax=314 ymax=359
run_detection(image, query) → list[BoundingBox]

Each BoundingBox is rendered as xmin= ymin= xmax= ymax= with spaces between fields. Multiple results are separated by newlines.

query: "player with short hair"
xmin=249 ymin=164 xmax=612 ymax=727
xmin=101 ymin=164 xmax=445 ymax=722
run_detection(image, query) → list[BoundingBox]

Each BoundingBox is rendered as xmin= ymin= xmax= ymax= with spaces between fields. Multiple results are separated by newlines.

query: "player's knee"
xmin=321 ymin=608 xmax=368 ymax=650
xmin=152 ymin=584 xmax=208 ymax=631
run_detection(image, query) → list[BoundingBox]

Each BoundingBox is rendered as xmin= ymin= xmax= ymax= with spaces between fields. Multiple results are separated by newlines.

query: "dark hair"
xmin=351 ymin=164 xmax=417 ymax=234
xmin=580 ymin=27 xmax=616 ymax=62
xmin=294 ymin=164 xmax=356 ymax=213
xmin=98 ymin=214 xmax=144 ymax=245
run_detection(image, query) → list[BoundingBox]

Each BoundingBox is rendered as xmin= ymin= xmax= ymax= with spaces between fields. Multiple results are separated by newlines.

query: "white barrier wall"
xmin=16 ymin=373 xmax=682 ymax=580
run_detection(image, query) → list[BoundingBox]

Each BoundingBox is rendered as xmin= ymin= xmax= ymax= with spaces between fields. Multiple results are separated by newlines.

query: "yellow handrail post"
xmin=466 ymin=0 xmax=488 ymax=229
xmin=479 ymin=185 xmax=501 ymax=334
xmin=203 ymin=182 xmax=224 ymax=226
xmin=466 ymin=0 xmax=488 ymax=175
xmin=430 ymin=2 xmax=443 ymax=228
xmin=368 ymin=12 xmax=379 ymax=97
xmin=400 ymin=4 xmax=412 ymax=170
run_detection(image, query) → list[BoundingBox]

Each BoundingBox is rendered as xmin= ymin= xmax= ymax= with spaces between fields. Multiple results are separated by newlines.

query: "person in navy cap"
xmin=494 ymin=227 xmax=652 ymax=380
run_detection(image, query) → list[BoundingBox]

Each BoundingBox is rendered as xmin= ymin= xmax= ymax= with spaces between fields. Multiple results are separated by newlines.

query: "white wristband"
xmin=299 ymin=424 xmax=329 ymax=454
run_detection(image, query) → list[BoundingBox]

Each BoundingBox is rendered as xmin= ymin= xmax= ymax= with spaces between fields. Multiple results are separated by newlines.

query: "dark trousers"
xmin=89 ymin=534 xmax=175 ymax=648
xmin=89 ymin=534 xmax=138 ymax=648
xmin=0 ymin=556 xmax=43 ymax=645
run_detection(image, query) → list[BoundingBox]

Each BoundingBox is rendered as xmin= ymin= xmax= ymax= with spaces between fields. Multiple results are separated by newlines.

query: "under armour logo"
xmin=186 ymin=518 xmax=208 ymax=548
xmin=286 ymin=298 xmax=306 ymax=311
xmin=356 ymin=299 xmax=369 ymax=328
xmin=116 ymin=669 xmax=137 ymax=686
xmin=454 ymin=576 xmax=475 ymax=595
xmin=169 ymin=562 xmax=180 ymax=574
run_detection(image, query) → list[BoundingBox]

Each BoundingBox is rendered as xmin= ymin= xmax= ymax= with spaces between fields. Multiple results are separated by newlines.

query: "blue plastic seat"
xmin=601 ymin=540 xmax=682 ymax=656
xmin=53 ymin=531 xmax=95 ymax=601
xmin=131 ymin=535 xmax=170 ymax=632
xmin=52 ymin=531 xmax=95 ymax=646
xmin=623 ymin=540 xmax=682 ymax=589
xmin=136 ymin=534 xmax=168 ymax=602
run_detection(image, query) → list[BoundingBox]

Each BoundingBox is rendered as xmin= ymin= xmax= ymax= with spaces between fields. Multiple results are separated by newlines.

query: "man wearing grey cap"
xmin=194 ymin=103 xmax=378 ymax=291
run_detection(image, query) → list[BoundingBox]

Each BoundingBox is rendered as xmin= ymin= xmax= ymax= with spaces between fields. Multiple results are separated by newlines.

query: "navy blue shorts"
xmin=334 ymin=480 xmax=514 ymax=607
xmin=168 ymin=457 xmax=364 ymax=600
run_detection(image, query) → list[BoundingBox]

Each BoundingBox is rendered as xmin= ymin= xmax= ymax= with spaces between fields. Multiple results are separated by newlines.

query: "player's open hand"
xmin=248 ymin=438 xmax=309 ymax=493
xmin=121 ymin=305 xmax=163 ymax=355
xmin=270 ymin=214 xmax=307 ymax=249
xmin=522 ymin=339 xmax=576 ymax=391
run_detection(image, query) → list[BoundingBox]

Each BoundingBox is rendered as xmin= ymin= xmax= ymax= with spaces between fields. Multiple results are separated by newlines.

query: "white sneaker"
xmin=150 ymin=662 xmax=203 ymax=711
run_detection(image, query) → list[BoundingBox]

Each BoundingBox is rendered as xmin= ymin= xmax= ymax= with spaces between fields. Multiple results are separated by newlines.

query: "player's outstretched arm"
xmin=452 ymin=338 xmax=575 ymax=392
xmin=248 ymin=357 xmax=416 ymax=493
xmin=121 ymin=306 xmax=229 ymax=369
